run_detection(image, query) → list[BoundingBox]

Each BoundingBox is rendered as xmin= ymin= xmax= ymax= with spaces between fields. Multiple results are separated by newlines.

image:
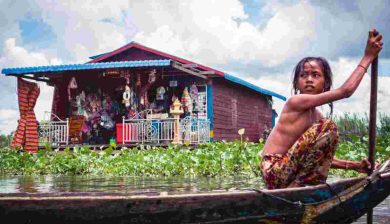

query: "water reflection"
xmin=1 ymin=175 xmax=387 ymax=223
xmin=0 ymin=175 xmax=265 ymax=194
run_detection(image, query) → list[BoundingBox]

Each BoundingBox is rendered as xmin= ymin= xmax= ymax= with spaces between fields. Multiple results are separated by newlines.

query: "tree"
xmin=0 ymin=133 xmax=12 ymax=148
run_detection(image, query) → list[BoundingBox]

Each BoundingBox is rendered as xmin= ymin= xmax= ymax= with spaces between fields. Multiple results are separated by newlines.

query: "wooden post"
xmin=367 ymin=55 xmax=378 ymax=224
xmin=170 ymin=99 xmax=184 ymax=144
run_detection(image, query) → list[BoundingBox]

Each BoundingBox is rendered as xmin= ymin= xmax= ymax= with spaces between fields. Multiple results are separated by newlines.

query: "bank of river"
xmin=0 ymin=175 xmax=388 ymax=223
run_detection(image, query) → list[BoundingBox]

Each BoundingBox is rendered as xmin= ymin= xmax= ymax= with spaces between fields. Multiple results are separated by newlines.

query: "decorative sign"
xmin=69 ymin=115 xmax=85 ymax=144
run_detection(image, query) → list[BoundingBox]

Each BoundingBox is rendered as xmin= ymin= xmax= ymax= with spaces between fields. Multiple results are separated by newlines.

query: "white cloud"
xmin=1 ymin=38 xmax=63 ymax=67
xmin=243 ymin=57 xmax=390 ymax=121
xmin=0 ymin=109 xmax=18 ymax=135
xmin=0 ymin=108 xmax=19 ymax=120
xmin=1 ymin=0 xmax=390 ymax=135
xmin=32 ymin=0 xmax=131 ymax=62
xmin=0 ymin=38 xmax=56 ymax=134
xmin=331 ymin=57 xmax=390 ymax=117
xmin=130 ymin=0 xmax=317 ymax=66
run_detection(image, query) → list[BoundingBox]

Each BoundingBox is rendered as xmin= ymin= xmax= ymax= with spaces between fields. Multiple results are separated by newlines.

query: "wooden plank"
xmin=171 ymin=62 xmax=207 ymax=79
xmin=68 ymin=115 xmax=85 ymax=144
xmin=182 ymin=63 xmax=198 ymax=68
xmin=9 ymin=74 xmax=50 ymax=83
xmin=199 ymin=71 xmax=215 ymax=75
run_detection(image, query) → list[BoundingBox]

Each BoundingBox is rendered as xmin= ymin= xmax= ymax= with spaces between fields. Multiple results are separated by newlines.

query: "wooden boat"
xmin=0 ymin=160 xmax=389 ymax=224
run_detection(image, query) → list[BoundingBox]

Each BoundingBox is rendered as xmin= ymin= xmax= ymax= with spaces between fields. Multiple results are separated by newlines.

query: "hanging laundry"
xmin=67 ymin=77 xmax=78 ymax=101
xmin=156 ymin=86 xmax=166 ymax=100
xmin=86 ymin=92 xmax=101 ymax=114
xmin=181 ymin=87 xmax=193 ymax=114
xmin=122 ymin=85 xmax=132 ymax=108
xmin=139 ymin=69 xmax=156 ymax=108
xmin=11 ymin=78 xmax=40 ymax=152
xmin=102 ymin=92 xmax=113 ymax=112
xmin=111 ymin=100 xmax=121 ymax=115
xmin=190 ymin=83 xmax=199 ymax=111
xmin=75 ymin=91 xmax=86 ymax=116
xmin=100 ymin=110 xmax=115 ymax=130
xmin=136 ymin=73 xmax=141 ymax=87
xmin=124 ymin=73 xmax=130 ymax=85
xmin=148 ymin=69 xmax=156 ymax=83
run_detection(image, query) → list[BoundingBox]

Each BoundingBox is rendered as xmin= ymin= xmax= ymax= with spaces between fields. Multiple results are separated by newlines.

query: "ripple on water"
xmin=0 ymin=175 xmax=264 ymax=194
xmin=1 ymin=175 xmax=388 ymax=223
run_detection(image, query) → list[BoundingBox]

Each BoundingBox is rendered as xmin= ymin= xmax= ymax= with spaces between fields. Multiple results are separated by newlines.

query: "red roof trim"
xmin=88 ymin=42 xmax=224 ymax=76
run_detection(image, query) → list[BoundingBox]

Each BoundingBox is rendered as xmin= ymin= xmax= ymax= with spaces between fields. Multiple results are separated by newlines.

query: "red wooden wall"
xmin=212 ymin=78 xmax=272 ymax=142
xmin=51 ymin=47 xmax=274 ymax=143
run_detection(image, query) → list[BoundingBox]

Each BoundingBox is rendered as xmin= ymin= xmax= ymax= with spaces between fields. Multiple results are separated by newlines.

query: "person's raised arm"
xmin=287 ymin=29 xmax=383 ymax=111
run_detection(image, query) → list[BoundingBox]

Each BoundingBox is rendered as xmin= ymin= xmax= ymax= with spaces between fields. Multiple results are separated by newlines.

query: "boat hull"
xmin=0 ymin=173 xmax=389 ymax=223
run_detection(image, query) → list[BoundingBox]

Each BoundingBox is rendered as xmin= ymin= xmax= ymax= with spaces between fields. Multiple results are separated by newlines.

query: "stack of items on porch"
xmin=64 ymin=69 xmax=207 ymax=145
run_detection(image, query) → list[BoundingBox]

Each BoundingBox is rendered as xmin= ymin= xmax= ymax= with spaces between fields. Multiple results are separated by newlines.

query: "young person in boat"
xmin=261 ymin=29 xmax=383 ymax=189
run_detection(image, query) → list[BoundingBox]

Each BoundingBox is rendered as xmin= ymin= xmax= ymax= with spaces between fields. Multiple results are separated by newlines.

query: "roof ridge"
xmin=87 ymin=42 xmax=225 ymax=76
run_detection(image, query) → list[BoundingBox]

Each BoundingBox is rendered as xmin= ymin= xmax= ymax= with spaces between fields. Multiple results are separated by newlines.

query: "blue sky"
xmin=19 ymin=14 xmax=56 ymax=50
xmin=1 ymin=0 xmax=390 ymax=134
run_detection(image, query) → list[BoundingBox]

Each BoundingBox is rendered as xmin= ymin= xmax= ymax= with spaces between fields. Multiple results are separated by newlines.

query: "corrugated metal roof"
xmin=1 ymin=60 xmax=171 ymax=75
xmin=224 ymin=73 xmax=286 ymax=101
xmin=1 ymin=58 xmax=285 ymax=101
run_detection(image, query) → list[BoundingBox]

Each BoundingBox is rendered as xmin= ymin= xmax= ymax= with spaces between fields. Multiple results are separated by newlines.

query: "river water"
xmin=0 ymin=175 xmax=388 ymax=223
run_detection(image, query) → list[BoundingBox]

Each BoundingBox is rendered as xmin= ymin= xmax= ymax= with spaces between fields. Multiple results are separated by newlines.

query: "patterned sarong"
xmin=11 ymin=78 xmax=40 ymax=152
xmin=261 ymin=118 xmax=339 ymax=189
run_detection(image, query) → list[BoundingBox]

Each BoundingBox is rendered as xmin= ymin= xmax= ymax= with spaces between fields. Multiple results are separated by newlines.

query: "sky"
xmin=0 ymin=0 xmax=390 ymax=135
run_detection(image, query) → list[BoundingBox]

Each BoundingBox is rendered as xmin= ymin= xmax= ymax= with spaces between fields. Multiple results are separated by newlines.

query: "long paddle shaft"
xmin=368 ymin=57 xmax=378 ymax=175
xmin=367 ymin=54 xmax=378 ymax=224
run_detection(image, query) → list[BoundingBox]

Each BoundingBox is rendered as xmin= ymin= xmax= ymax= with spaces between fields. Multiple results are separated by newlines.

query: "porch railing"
xmin=37 ymin=111 xmax=210 ymax=146
xmin=122 ymin=116 xmax=210 ymax=145
xmin=38 ymin=112 xmax=69 ymax=146
xmin=180 ymin=116 xmax=211 ymax=144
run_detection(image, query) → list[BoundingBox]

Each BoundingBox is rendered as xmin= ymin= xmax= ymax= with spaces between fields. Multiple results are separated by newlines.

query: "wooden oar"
xmin=367 ymin=43 xmax=379 ymax=224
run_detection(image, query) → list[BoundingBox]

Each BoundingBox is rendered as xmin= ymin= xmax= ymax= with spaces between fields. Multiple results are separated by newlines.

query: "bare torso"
xmin=262 ymin=106 xmax=324 ymax=155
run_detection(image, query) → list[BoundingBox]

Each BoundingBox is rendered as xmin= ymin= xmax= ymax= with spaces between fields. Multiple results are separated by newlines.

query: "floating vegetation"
xmin=0 ymin=141 xmax=263 ymax=178
xmin=1 ymin=113 xmax=389 ymax=178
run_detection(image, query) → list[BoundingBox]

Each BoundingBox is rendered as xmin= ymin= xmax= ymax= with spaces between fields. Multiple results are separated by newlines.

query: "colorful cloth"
xmin=190 ymin=84 xmax=199 ymax=111
xmin=261 ymin=118 xmax=339 ymax=189
xmin=181 ymin=87 xmax=192 ymax=113
xmin=156 ymin=86 xmax=166 ymax=100
xmin=11 ymin=78 xmax=40 ymax=152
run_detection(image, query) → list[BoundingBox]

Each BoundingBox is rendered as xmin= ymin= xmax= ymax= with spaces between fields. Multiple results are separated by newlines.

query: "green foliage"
xmin=1 ymin=111 xmax=389 ymax=179
xmin=330 ymin=113 xmax=390 ymax=177
xmin=334 ymin=112 xmax=390 ymax=140
xmin=0 ymin=134 xmax=12 ymax=148
xmin=0 ymin=141 xmax=264 ymax=178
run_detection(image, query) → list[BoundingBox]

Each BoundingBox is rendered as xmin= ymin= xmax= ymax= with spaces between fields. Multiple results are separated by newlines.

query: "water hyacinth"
xmin=1 ymin=137 xmax=388 ymax=178
xmin=0 ymin=141 xmax=264 ymax=178
xmin=1 ymin=112 xmax=390 ymax=179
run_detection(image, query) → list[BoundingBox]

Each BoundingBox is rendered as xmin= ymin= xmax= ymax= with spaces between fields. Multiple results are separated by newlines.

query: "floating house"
xmin=2 ymin=42 xmax=285 ymax=150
